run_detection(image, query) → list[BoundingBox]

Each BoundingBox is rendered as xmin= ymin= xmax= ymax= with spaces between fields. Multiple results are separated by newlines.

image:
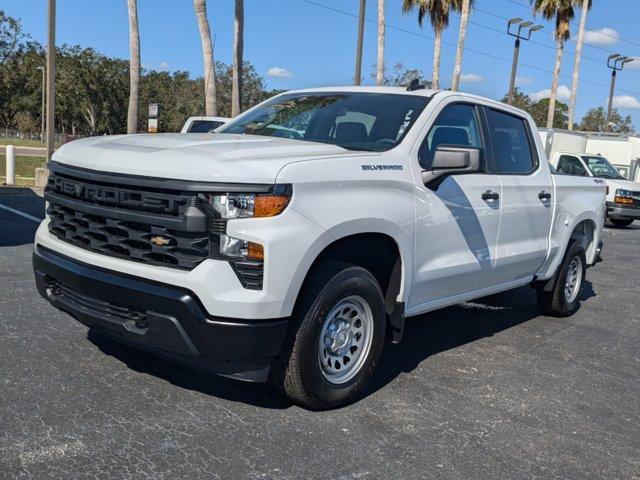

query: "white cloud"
xmin=612 ymin=95 xmax=640 ymax=109
xmin=583 ymin=27 xmax=619 ymax=46
xmin=515 ymin=76 xmax=534 ymax=86
xmin=530 ymin=84 xmax=571 ymax=102
xmin=266 ymin=67 xmax=293 ymax=78
xmin=159 ymin=61 xmax=169 ymax=71
xmin=459 ymin=73 xmax=484 ymax=83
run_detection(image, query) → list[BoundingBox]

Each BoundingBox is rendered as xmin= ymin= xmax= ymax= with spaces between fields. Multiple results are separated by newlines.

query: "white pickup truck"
xmin=34 ymin=86 xmax=605 ymax=409
xmin=550 ymin=151 xmax=640 ymax=228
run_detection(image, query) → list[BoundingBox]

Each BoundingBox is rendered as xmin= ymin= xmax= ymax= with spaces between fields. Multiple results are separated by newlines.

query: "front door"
xmin=410 ymin=102 xmax=502 ymax=311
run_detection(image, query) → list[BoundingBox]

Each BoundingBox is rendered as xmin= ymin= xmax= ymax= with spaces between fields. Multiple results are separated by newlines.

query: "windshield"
xmin=219 ymin=92 xmax=429 ymax=151
xmin=583 ymin=155 xmax=625 ymax=179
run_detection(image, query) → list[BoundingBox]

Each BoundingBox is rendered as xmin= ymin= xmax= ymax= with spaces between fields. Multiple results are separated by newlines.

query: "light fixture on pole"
xmin=506 ymin=18 xmax=543 ymax=105
xmin=36 ymin=66 xmax=45 ymax=142
xmin=606 ymin=54 xmax=634 ymax=131
xmin=354 ymin=0 xmax=366 ymax=86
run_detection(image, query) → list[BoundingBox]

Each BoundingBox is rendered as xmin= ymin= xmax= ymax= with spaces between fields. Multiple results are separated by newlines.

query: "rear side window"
xmin=557 ymin=155 xmax=587 ymax=176
xmin=486 ymin=109 xmax=536 ymax=174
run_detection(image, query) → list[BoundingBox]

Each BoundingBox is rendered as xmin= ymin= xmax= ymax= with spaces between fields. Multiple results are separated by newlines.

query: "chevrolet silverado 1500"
xmin=34 ymin=86 xmax=606 ymax=409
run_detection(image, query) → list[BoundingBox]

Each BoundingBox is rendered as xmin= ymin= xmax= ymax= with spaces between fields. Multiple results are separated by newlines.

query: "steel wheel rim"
xmin=318 ymin=295 xmax=374 ymax=385
xmin=564 ymin=256 xmax=583 ymax=303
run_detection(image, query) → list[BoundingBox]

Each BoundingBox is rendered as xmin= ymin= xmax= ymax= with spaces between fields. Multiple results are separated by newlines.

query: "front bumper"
xmin=33 ymin=246 xmax=289 ymax=382
xmin=607 ymin=202 xmax=640 ymax=221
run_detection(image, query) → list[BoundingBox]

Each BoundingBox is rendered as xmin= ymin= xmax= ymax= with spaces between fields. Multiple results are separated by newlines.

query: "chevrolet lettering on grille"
xmin=51 ymin=176 xmax=181 ymax=214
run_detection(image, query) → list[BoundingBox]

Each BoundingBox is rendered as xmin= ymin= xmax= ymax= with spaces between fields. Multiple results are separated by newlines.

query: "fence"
xmin=0 ymin=127 xmax=82 ymax=146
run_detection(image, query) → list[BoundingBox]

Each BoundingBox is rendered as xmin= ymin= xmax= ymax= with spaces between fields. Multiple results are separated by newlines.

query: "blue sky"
xmin=5 ymin=0 xmax=640 ymax=127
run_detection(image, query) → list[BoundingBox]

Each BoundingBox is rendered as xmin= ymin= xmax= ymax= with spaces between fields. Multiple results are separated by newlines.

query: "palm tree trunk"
xmin=194 ymin=0 xmax=217 ymax=116
xmin=232 ymin=0 xmax=244 ymax=117
xmin=432 ymin=26 xmax=443 ymax=89
xmin=547 ymin=40 xmax=564 ymax=128
xmin=126 ymin=0 xmax=140 ymax=134
xmin=376 ymin=0 xmax=385 ymax=86
xmin=451 ymin=0 xmax=470 ymax=91
xmin=568 ymin=0 xmax=589 ymax=131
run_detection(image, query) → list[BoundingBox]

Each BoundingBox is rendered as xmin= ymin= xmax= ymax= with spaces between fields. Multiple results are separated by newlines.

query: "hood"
xmin=52 ymin=133 xmax=368 ymax=184
xmin=605 ymin=178 xmax=640 ymax=193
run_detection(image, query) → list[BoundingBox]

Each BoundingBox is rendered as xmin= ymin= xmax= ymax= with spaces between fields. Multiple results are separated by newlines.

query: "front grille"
xmin=45 ymin=166 xmax=210 ymax=270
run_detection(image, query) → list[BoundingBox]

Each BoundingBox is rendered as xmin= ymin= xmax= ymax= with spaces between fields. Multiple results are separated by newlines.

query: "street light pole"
xmin=354 ymin=0 xmax=366 ymax=86
xmin=606 ymin=54 xmax=633 ymax=131
xmin=506 ymin=18 xmax=543 ymax=105
xmin=46 ymin=0 xmax=56 ymax=162
xmin=37 ymin=66 xmax=45 ymax=142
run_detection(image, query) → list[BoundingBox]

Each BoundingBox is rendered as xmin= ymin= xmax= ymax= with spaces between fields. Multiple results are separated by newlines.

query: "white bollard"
xmin=5 ymin=145 xmax=15 ymax=186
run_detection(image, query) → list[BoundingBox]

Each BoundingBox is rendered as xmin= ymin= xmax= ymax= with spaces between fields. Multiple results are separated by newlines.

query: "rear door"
xmin=485 ymin=107 xmax=553 ymax=283
xmin=409 ymin=102 xmax=503 ymax=310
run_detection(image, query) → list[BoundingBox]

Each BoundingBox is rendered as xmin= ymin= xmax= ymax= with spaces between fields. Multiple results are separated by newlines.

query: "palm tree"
xmin=126 ymin=0 xmax=140 ymax=133
xmin=194 ymin=0 xmax=217 ymax=116
xmin=531 ymin=0 xmax=575 ymax=128
xmin=402 ymin=0 xmax=456 ymax=89
xmin=232 ymin=0 xmax=244 ymax=117
xmin=568 ymin=0 xmax=592 ymax=130
xmin=376 ymin=0 xmax=385 ymax=86
xmin=451 ymin=0 xmax=473 ymax=91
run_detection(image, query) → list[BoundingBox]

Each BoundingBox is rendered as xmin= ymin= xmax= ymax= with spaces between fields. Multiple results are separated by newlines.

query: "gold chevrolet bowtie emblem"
xmin=150 ymin=236 xmax=171 ymax=246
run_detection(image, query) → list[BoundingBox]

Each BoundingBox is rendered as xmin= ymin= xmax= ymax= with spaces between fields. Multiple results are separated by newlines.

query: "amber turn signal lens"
xmin=254 ymin=195 xmax=290 ymax=217
xmin=247 ymin=242 xmax=264 ymax=261
xmin=614 ymin=196 xmax=634 ymax=205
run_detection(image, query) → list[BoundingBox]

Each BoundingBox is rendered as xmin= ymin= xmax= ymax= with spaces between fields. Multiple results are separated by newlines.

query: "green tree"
xmin=372 ymin=62 xmax=425 ymax=87
xmin=402 ymin=0 xmax=456 ymax=89
xmin=578 ymin=107 xmax=634 ymax=133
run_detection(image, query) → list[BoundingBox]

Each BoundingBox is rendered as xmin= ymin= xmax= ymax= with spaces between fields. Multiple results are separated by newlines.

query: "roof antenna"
xmin=406 ymin=78 xmax=426 ymax=91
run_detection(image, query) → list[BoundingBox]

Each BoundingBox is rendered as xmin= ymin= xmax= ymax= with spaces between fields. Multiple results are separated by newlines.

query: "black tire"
xmin=609 ymin=218 xmax=634 ymax=228
xmin=271 ymin=261 xmax=386 ymax=410
xmin=536 ymin=240 xmax=586 ymax=317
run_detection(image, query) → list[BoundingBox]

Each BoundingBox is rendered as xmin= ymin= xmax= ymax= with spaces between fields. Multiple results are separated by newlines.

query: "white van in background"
xmin=181 ymin=116 xmax=230 ymax=133
xmin=550 ymin=152 xmax=640 ymax=227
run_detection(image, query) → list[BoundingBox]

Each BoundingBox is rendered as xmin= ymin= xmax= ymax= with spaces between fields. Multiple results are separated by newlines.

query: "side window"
xmin=418 ymin=104 xmax=482 ymax=169
xmin=557 ymin=155 xmax=587 ymax=176
xmin=486 ymin=109 xmax=536 ymax=174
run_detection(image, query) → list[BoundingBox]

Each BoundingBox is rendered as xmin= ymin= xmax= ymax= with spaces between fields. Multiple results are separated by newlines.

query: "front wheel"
xmin=271 ymin=261 xmax=386 ymax=410
xmin=609 ymin=218 xmax=634 ymax=228
xmin=536 ymin=240 xmax=586 ymax=317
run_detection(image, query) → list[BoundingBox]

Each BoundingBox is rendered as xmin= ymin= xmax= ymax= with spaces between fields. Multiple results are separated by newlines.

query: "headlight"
xmin=199 ymin=187 xmax=291 ymax=263
xmin=616 ymin=189 xmax=632 ymax=197
xmin=209 ymin=192 xmax=290 ymax=219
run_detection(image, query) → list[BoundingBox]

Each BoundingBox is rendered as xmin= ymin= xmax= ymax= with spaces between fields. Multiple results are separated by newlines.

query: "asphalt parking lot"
xmin=1 ymin=192 xmax=639 ymax=479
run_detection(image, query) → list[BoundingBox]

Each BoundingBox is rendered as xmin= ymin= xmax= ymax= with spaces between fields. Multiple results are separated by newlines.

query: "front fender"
xmin=279 ymin=216 xmax=414 ymax=318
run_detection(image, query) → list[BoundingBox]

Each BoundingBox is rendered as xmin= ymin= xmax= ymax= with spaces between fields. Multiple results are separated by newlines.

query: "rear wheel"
xmin=271 ymin=261 xmax=386 ymax=410
xmin=609 ymin=218 xmax=634 ymax=228
xmin=536 ymin=240 xmax=586 ymax=317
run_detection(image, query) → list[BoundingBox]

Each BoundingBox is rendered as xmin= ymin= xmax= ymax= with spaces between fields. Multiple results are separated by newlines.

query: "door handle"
xmin=482 ymin=190 xmax=500 ymax=201
xmin=538 ymin=191 xmax=552 ymax=200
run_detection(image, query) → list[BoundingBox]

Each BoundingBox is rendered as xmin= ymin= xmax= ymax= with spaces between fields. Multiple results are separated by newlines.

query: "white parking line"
xmin=0 ymin=203 xmax=42 ymax=223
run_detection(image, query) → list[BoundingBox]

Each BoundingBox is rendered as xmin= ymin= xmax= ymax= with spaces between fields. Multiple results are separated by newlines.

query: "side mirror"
xmin=422 ymin=145 xmax=482 ymax=188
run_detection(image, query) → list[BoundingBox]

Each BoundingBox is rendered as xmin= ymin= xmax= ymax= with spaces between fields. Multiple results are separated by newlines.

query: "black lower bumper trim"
xmin=33 ymin=246 xmax=289 ymax=382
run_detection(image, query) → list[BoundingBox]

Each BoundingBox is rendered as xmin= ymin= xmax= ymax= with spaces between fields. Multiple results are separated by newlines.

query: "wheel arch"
xmin=280 ymin=220 xmax=412 ymax=340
